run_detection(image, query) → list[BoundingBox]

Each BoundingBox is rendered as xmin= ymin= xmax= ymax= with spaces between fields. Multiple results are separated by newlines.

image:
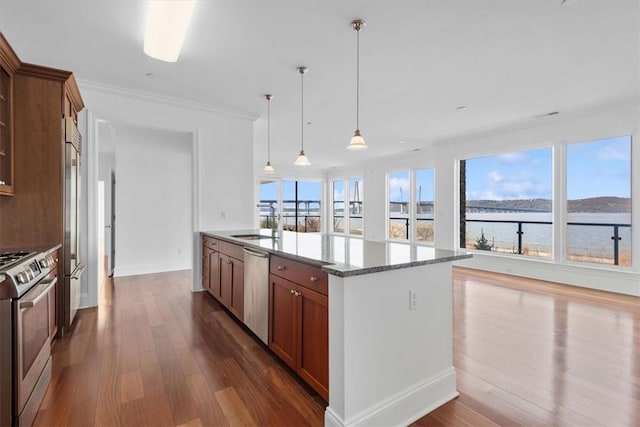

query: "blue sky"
xmin=466 ymin=147 xmax=553 ymax=201
xmin=260 ymin=136 xmax=631 ymax=203
xmin=466 ymin=136 xmax=631 ymax=201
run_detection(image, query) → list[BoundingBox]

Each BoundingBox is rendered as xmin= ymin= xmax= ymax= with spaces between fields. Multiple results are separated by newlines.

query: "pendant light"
xmin=347 ymin=19 xmax=368 ymax=151
xmin=294 ymin=66 xmax=311 ymax=166
xmin=263 ymin=94 xmax=275 ymax=174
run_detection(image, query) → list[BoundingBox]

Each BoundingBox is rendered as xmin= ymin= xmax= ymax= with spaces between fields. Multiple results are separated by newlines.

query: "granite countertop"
xmin=202 ymin=230 xmax=471 ymax=277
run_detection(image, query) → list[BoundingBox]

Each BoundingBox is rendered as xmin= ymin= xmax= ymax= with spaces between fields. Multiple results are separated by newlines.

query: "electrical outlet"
xmin=409 ymin=290 xmax=418 ymax=310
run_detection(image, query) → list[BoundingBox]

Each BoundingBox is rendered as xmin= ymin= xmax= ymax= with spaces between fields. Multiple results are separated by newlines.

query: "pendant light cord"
xmin=356 ymin=27 xmax=360 ymax=131
xmin=301 ymin=71 xmax=305 ymax=151
xmin=267 ymin=97 xmax=271 ymax=162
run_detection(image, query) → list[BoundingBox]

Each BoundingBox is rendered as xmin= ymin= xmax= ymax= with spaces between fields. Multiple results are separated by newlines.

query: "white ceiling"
xmin=1 ymin=0 xmax=637 ymax=170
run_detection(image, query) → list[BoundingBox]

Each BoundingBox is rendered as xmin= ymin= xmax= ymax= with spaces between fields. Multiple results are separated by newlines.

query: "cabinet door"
xmin=269 ymin=274 xmax=297 ymax=369
xmin=0 ymin=65 xmax=13 ymax=195
xmin=208 ymin=249 xmax=220 ymax=297
xmin=228 ymin=258 xmax=244 ymax=321
xmin=297 ymin=286 xmax=329 ymax=400
xmin=202 ymin=245 xmax=210 ymax=290
xmin=219 ymin=254 xmax=233 ymax=307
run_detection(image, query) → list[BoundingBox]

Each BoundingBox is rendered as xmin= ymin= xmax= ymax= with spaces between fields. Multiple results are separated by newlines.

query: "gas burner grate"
xmin=0 ymin=251 xmax=34 ymax=269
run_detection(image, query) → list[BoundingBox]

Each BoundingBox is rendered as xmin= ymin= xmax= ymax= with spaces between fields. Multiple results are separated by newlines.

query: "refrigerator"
xmin=63 ymin=116 xmax=85 ymax=333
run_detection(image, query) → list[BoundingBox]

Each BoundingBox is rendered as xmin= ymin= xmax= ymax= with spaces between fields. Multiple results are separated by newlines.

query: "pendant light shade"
xmin=294 ymin=150 xmax=310 ymax=166
xmin=347 ymin=19 xmax=368 ymax=151
xmin=294 ymin=66 xmax=311 ymax=166
xmin=263 ymin=94 xmax=275 ymax=175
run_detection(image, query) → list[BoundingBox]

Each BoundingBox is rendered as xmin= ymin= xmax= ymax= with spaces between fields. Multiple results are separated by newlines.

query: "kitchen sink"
xmin=230 ymin=234 xmax=274 ymax=240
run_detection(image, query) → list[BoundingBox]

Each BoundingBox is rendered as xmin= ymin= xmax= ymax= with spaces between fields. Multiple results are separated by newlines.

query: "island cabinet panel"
xmin=269 ymin=256 xmax=329 ymax=400
xmin=297 ymin=286 xmax=329 ymax=399
xmin=219 ymin=253 xmax=244 ymax=321
xmin=201 ymin=235 xmax=243 ymax=322
xmin=269 ymin=274 xmax=297 ymax=369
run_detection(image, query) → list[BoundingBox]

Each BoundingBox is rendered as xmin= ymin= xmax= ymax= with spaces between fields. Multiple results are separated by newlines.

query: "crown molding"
xmin=77 ymin=79 xmax=259 ymax=121
xmin=0 ymin=33 xmax=20 ymax=73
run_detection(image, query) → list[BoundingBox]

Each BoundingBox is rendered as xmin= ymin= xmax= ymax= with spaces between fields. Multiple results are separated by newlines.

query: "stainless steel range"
xmin=0 ymin=247 xmax=59 ymax=427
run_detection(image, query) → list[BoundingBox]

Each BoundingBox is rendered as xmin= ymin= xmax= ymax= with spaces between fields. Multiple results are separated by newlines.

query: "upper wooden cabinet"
xmin=0 ymin=33 xmax=20 ymax=196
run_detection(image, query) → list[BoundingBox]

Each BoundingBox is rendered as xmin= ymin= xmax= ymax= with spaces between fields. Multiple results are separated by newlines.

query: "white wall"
xmin=80 ymin=81 xmax=256 ymax=307
xmin=328 ymin=99 xmax=640 ymax=296
xmin=110 ymin=123 xmax=192 ymax=276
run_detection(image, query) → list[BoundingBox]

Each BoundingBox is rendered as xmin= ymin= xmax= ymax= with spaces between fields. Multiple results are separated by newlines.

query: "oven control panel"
xmin=16 ymin=260 xmax=41 ymax=284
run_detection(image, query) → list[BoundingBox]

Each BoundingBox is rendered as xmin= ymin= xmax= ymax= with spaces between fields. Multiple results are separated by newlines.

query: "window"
xmin=566 ymin=136 xmax=631 ymax=266
xmin=415 ymin=168 xmax=434 ymax=242
xmin=387 ymin=168 xmax=435 ymax=242
xmin=332 ymin=180 xmax=345 ymax=233
xmin=348 ymin=177 xmax=363 ymax=235
xmin=258 ymin=179 xmax=322 ymax=233
xmin=283 ymin=180 xmax=322 ymax=233
xmin=331 ymin=177 xmax=363 ymax=236
xmin=258 ymin=180 xmax=278 ymax=231
xmin=388 ymin=171 xmax=410 ymax=239
xmin=460 ymin=148 xmax=553 ymax=258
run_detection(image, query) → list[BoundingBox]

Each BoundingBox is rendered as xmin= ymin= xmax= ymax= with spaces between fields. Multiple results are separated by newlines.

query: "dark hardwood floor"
xmin=34 ymin=267 xmax=640 ymax=426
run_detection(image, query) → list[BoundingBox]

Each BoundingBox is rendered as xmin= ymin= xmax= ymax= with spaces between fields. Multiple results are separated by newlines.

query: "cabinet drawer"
xmin=203 ymin=235 xmax=219 ymax=250
xmin=219 ymin=240 xmax=244 ymax=261
xmin=270 ymin=255 xmax=328 ymax=296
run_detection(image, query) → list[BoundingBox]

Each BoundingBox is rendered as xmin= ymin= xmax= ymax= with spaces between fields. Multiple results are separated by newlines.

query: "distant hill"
xmin=466 ymin=197 xmax=630 ymax=213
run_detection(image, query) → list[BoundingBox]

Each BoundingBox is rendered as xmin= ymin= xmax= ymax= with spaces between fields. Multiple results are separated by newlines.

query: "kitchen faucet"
xmin=257 ymin=203 xmax=279 ymax=238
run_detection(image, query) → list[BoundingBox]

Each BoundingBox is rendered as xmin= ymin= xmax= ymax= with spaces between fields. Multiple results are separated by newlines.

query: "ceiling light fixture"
xmin=263 ymin=94 xmax=275 ymax=175
xmin=294 ymin=66 xmax=311 ymax=166
xmin=347 ymin=19 xmax=368 ymax=151
xmin=144 ymin=0 xmax=196 ymax=63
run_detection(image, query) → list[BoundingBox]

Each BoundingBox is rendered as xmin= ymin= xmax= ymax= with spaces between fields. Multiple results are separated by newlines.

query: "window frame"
xmin=386 ymin=167 xmax=435 ymax=245
xmin=330 ymin=176 xmax=364 ymax=237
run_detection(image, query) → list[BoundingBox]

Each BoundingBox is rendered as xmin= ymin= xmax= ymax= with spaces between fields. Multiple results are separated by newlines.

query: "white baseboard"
xmin=325 ymin=368 xmax=457 ymax=427
xmin=114 ymin=262 xmax=191 ymax=277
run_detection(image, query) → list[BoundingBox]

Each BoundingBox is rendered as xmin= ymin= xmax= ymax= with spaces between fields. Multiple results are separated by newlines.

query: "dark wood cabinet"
xmin=0 ymin=47 xmax=84 ymax=337
xmin=0 ymin=33 xmax=19 ymax=196
xmin=269 ymin=274 xmax=298 ymax=368
xmin=269 ymin=256 xmax=328 ymax=400
xmin=201 ymin=235 xmax=243 ymax=321
xmin=220 ymin=253 xmax=244 ymax=321
xmin=209 ymin=249 xmax=221 ymax=297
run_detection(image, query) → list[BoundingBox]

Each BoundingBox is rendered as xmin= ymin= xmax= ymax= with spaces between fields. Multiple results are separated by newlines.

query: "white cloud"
xmin=497 ymin=152 xmax=527 ymax=164
xmin=480 ymin=170 xmax=550 ymax=200
xmin=595 ymin=142 xmax=628 ymax=161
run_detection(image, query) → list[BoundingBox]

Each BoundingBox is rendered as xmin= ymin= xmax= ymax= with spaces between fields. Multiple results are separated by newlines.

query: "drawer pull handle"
xmin=310 ymin=276 xmax=318 ymax=282
xmin=290 ymin=289 xmax=295 ymax=295
xmin=277 ymin=265 xmax=286 ymax=271
xmin=294 ymin=291 xmax=301 ymax=297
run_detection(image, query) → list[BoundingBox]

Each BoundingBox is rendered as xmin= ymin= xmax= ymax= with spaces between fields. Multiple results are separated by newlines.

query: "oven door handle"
xmin=19 ymin=277 xmax=57 ymax=309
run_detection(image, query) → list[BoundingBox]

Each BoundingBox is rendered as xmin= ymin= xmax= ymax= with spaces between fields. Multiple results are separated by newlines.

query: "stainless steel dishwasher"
xmin=243 ymin=247 xmax=270 ymax=344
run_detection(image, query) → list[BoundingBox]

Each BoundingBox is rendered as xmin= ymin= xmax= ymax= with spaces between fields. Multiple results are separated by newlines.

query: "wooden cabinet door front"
xmin=269 ymin=274 xmax=297 ymax=369
xmin=297 ymin=286 xmax=329 ymax=400
xmin=228 ymin=258 xmax=244 ymax=321
xmin=219 ymin=254 xmax=233 ymax=307
xmin=202 ymin=246 xmax=211 ymax=290
xmin=208 ymin=249 xmax=220 ymax=298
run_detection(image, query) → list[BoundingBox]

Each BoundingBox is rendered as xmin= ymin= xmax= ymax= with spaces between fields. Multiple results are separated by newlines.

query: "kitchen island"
xmin=201 ymin=230 xmax=471 ymax=427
